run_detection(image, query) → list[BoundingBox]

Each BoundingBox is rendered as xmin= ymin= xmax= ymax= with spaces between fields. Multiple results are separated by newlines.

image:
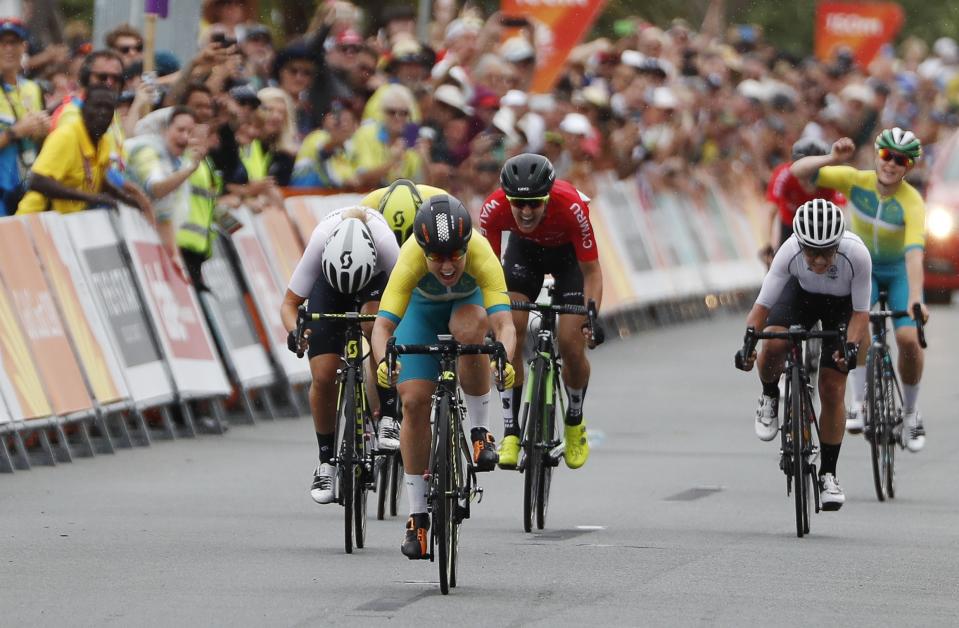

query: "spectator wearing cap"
xmin=362 ymin=37 xmax=429 ymax=123
xmin=272 ymin=43 xmax=317 ymax=138
xmin=241 ymin=24 xmax=274 ymax=91
xmin=421 ymin=83 xmax=473 ymax=180
xmin=0 ymin=18 xmax=48 ymax=215
xmin=555 ymin=112 xmax=598 ymax=197
xmin=499 ymin=36 xmax=536 ymax=91
xmin=292 ymin=102 xmax=358 ymax=189
xmin=105 ymin=23 xmax=144 ymax=70
xmin=349 ymin=83 xmax=423 ymax=187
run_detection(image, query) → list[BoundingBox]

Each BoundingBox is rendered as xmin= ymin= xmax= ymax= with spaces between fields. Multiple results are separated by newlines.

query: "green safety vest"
xmin=176 ymin=158 xmax=221 ymax=258
xmin=239 ymin=139 xmax=272 ymax=181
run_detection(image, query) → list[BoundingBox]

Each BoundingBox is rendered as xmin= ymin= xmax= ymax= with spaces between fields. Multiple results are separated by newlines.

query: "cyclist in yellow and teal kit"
xmin=791 ymin=129 xmax=930 ymax=452
xmin=370 ymin=194 xmax=517 ymax=560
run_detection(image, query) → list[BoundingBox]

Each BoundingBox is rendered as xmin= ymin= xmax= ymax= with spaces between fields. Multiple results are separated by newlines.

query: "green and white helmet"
xmin=875 ymin=127 xmax=922 ymax=160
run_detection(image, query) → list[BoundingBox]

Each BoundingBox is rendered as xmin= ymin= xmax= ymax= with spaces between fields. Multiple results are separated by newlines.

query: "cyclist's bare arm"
xmin=905 ymin=248 xmax=929 ymax=321
xmin=280 ymin=289 xmax=306 ymax=334
xmin=489 ymin=310 xmax=516 ymax=363
xmin=791 ymin=137 xmax=854 ymax=180
xmin=371 ymin=316 xmax=398 ymax=366
xmin=581 ymin=259 xmax=603 ymax=313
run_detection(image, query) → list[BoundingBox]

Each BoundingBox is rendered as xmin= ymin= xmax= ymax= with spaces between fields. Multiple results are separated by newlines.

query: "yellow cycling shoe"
xmin=498 ymin=434 xmax=520 ymax=470
xmin=564 ymin=423 xmax=590 ymax=469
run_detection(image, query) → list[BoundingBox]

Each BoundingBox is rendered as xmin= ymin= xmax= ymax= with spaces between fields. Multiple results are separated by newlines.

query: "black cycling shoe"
xmin=471 ymin=428 xmax=499 ymax=472
xmin=401 ymin=513 xmax=430 ymax=560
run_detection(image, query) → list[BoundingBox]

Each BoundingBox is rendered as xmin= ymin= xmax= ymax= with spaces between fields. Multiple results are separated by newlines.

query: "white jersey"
xmin=288 ymin=207 xmax=400 ymax=298
xmin=756 ymin=232 xmax=872 ymax=312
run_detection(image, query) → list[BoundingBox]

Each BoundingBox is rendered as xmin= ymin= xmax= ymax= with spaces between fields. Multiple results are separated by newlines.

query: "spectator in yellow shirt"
xmin=351 ymin=83 xmax=424 ymax=188
xmin=17 ymin=87 xmax=146 ymax=214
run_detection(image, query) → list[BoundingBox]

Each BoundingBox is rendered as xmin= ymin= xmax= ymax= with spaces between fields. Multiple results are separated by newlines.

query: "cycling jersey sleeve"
xmin=478 ymin=193 xmax=506 ymax=258
xmin=367 ymin=210 xmax=400 ymax=273
xmin=466 ymin=235 xmax=511 ymax=314
xmin=755 ymin=239 xmax=799 ymax=309
xmin=378 ymin=238 xmax=427 ymax=323
xmin=814 ymin=165 xmax=858 ymax=195
xmin=849 ymin=241 xmax=873 ymax=312
xmin=287 ymin=215 xmax=336 ymax=298
xmin=901 ymin=188 xmax=926 ymax=253
xmin=566 ymin=194 xmax=599 ymax=262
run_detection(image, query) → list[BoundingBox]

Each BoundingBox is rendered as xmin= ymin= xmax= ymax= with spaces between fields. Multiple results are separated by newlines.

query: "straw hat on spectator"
xmin=492 ymin=107 xmax=521 ymax=145
xmin=840 ymin=83 xmax=875 ymax=107
xmin=500 ymin=36 xmax=536 ymax=64
xmin=434 ymin=84 xmax=473 ymax=116
xmin=559 ymin=112 xmax=593 ymax=136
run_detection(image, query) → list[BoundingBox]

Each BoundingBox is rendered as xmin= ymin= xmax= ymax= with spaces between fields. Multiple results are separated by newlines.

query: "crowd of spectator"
xmin=3 ymin=0 xmax=959 ymax=243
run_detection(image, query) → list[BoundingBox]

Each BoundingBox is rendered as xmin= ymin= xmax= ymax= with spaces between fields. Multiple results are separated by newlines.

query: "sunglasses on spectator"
xmin=117 ymin=44 xmax=143 ymax=54
xmin=384 ymin=107 xmax=410 ymax=118
xmin=91 ymin=72 xmax=123 ymax=85
xmin=878 ymin=148 xmax=913 ymax=168
xmin=425 ymin=247 xmax=468 ymax=263
xmin=506 ymin=195 xmax=549 ymax=209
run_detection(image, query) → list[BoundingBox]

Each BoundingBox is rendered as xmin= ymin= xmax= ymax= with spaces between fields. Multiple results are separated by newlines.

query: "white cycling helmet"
xmin=793 ymin=198 xmax=845 ymax=248
xmin=321 ymin=216 xmax=378 ymax=293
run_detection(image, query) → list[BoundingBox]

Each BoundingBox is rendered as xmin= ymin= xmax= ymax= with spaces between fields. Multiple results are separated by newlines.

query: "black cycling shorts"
xmin=305 ymin=271 xmax=387 ymax=358
xmin=765 ymin=277 xmax=852 ymax=371
xmin=502 ymin=236 xmax=584 ymax=307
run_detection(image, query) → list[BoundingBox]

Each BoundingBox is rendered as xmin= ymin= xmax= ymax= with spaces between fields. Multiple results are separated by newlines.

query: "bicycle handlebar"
xmin=511 ymin=298 xmax=603 ymax=346
xmin=913 ymin=303 xmax=928 ymax=349
xmin=295 ymin=304 xmax=376 ymax=358
xmin=735 ymin=324 xmax=849 ymax=371
xmin=867 ymin=305 xmax=927 ymax=349
xmin=385 ymin=336 xmax=508 ymax=392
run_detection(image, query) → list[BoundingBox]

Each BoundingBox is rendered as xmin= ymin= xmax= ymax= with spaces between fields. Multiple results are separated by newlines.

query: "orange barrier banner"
xmin=500 ymin=0 xmax=607 ymax=93
xmin=255 ymin=208 xmax=304 ymax=285
xmin=0 ymin=277 xmax=51 ymax=420
xmin=0 ymin=220 xmax=91 ymax=417
xmin=25 ymin=215 xmax=126 ymax=406
xmin=815 ymin=2 xmax=904 ymax=67
xmin=284 ymin=196 xmax=320 ymax=246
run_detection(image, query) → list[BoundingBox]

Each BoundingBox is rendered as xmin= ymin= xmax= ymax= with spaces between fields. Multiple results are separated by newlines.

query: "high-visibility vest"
xmin=176 ymin=158 xmax=221 ymax=258
xmin=239 ymin=139 xmax=272 ymax=181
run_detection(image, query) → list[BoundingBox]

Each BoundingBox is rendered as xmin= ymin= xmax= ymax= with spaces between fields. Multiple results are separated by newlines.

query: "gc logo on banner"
xmin=815 ymin=2 xmax=904 ymax=68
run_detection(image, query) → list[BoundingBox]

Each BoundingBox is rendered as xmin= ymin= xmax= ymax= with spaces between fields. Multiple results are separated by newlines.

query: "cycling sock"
xmin=819 ymin=441 xmax=841 ymax=477
xmin=376 ymin=384 xmax=398 ymax=420
xmin=404 ymin=473 xmax=428 ymax=515
xmin=464 ymin=391 xmax=490 ymax=431
xmin=501 ymin=389 xmax=519 ymax=437
xmin=317 ymin=432 xmax=334 ymax=464
xmin=565 ymin=386 xmax=585 ymax=425
xmin=902 ymin=383 xmax=919 ymax=414
xmin=851 ymin=365 xmax=867 ymax=406
xmin=762 ymin=380 xmax=780 ymax=398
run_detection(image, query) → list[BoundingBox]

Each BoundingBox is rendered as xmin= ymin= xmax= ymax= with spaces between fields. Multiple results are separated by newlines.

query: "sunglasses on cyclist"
xmin=878 ymin=148 xmax=914 ymax=168
xmin=425 ymin=247 xmax=468 ymax=263
xmin=506 ymin=195 xmax=549 ymax=209
xmin=800 ymin=244 xmax=839 ymax=258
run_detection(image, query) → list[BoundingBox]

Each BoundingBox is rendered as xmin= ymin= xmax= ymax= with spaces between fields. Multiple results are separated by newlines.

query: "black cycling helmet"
xmin=413 ymin=194 xmax=472 ymax=256
xmin=791 ymin=137 xmax=830 ymax=161
xmin=500 ymin=153 xmax=555 ymax=197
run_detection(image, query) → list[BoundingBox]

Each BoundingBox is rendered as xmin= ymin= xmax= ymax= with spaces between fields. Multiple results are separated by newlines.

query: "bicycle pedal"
xmin=472 ymin=486 xmax=484 ymax=504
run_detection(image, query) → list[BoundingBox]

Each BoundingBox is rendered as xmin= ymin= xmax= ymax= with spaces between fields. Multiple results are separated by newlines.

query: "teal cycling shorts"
xmin=393 ymin=289 xmax=486 ymax=383
xmin=872 ymin=261 xmax=916 ymax=329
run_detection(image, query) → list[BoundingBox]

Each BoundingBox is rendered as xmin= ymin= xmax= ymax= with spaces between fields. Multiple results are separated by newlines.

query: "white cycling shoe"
xmin=819 ymin=473 xmax=845 ymax=511
xmin=903 ymin=411 xmax=925 ymax=452
xmin=377 ymin=416 xmax=401 ymax=451
xmin=310 ymin=463 xmax=335 ymax=504
xmin=845 ymin=404 xmax=865 ymax=434
xmin=755 ymin=394 xmax=779 ymax=442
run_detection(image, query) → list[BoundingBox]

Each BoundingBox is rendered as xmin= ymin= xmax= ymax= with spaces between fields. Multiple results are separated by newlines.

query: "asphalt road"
xmin=3 ymin=302 xmax=958 ymax=627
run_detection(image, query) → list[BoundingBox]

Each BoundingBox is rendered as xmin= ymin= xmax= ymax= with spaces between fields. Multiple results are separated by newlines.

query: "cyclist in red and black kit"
xmin=761 ymin=138 xmax=845 ymax=266
xmin=480 ymin=153 xmax=604 ymax=471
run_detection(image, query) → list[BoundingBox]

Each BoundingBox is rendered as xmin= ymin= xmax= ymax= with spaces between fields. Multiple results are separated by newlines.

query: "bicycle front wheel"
xmin=338 ymin=377 xmax=356 ymax=554
xmin=790 ymin=366 xmax=806 ymax=538
xmin=884 ymin=367 xmax=903 ymax=499
xmin=433 ymin=395 xmax=454 ymax=595
xmin=865 ymin=346 xmax=886 ymax=502
xmin=537 ymin=362 xmax=558 ymax=531
xmin=522 ymin=360 xmax=545 ymax=533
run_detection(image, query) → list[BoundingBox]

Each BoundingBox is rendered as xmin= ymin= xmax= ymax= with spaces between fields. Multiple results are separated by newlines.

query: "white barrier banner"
xmin=0 ymin=381 xmax=12 ymax=425
xmin=201 ymin=237 xmax=276 ymax=389
xmin=63 ymin=210 xmax=175 ymax=407
xmin=284 ymin=194 xmax=366 ymax=245
xmin=117 ymin=207 xmax=231 ymax=399
xmin=230 ymin=207 xmax=310 ymax=384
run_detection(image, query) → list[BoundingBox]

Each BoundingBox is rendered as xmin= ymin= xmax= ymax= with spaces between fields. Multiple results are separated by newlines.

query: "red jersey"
xmin=767 ymin=162 xmax=845 ymax=225
xmin=479 ymin=179 xmax=599 ymax=262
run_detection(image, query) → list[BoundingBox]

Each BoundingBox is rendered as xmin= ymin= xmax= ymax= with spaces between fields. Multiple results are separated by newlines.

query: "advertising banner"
xmin=230 ymin=208 xmax=311 ymax=384
xmin=63 ymin=210 xmax=174 ymax=407
xmin=0 ymin=385 xmax=12 ymax=425
xmin=0 ymin=219 xmax=92 ymax=416
xmin=285 ymin=194 xmax=366 ymax=245
xmin=201 ymin=237 xmax=276 ymax=388
xmin=255 ymin=208 xmax=304 ymax=285
xmin=117 ymin=207 xmax=230 ymax=398
xmin=24 ymin=214 xmax=129 ymax=406
xmin=815 ymin=2 xmax=905 ymax=68
xmin=500 ymin=0 xmax=607 ymax=93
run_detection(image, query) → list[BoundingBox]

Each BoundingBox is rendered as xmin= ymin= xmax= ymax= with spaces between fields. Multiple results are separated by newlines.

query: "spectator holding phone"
xmin=292 ymin=102 xmax=358 ymax=189
xmin=350 ymin=83 xmax=423 ymax=187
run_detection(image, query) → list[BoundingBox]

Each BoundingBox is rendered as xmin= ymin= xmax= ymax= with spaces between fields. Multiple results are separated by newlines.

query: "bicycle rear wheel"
xmin=433 ymin=395 xmax=454 ymax=595
xmin=376 ymin=454 xmax=388 ymax=521
xmin=389 ymin=452 xmax=403 ymax=517
xmin=790 ymin=366 xmax=806 ymax=538
xmin=522 ymin=360 xmax=545 ymax=533
xmin=338 ymin=378 xmax=356 ymax=554
xmin=536 ymin=362 xmax=558 ymax=531
xmin=865 ymin=346 xmax=886 ymax=502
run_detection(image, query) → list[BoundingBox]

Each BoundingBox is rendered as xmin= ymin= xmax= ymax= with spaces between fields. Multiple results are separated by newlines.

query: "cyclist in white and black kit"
xmin=738 ymin=199 xmax=871 ymax=510
xmin=280 ymin=206 xmax=401 ymax=504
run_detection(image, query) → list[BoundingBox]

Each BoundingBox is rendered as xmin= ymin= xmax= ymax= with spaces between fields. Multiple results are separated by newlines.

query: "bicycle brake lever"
xmin=913 ymin=303 xmax=927 ymax=349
